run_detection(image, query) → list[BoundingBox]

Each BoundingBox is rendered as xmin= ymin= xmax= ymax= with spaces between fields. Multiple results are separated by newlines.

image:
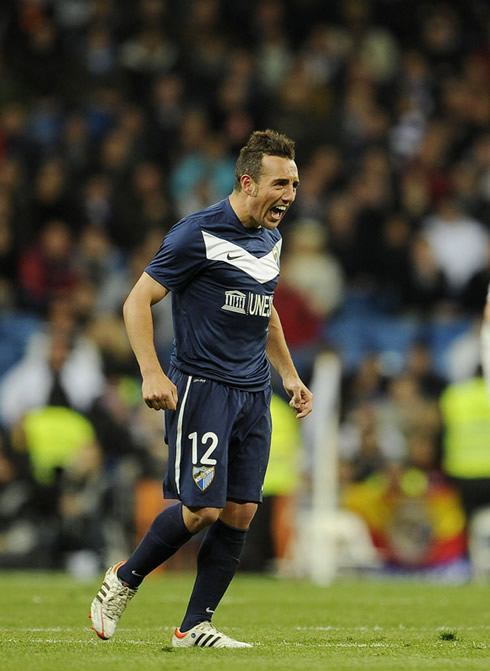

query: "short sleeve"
xmin=145 ymin=218 xmax=206 ymax=292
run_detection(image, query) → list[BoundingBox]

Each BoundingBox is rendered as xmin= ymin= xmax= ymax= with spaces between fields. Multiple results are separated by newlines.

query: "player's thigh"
xmin=227 ymin=388 xmax=272 ymax=504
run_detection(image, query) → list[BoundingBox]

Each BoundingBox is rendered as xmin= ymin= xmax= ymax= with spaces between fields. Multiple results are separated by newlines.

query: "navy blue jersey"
xmin=145 ymin=198 xmax=282 ymax=391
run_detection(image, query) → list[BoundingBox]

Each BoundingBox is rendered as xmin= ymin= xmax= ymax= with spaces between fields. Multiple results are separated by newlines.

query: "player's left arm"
xmin=266 ymin=305 xmax=313 ymax=418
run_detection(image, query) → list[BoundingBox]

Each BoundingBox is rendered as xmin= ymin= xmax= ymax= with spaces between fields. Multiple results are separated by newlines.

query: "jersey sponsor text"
xmin=221 ymin=290 xmax=272 ymax=317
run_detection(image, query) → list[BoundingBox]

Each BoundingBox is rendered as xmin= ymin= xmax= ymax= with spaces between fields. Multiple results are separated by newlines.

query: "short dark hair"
xmin=234 ymin=129 xmax=296 ymax=191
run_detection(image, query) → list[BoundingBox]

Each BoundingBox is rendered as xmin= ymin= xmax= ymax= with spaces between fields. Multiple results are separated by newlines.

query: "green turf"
xmin=0 ymin=570 xmax=489 ymax=670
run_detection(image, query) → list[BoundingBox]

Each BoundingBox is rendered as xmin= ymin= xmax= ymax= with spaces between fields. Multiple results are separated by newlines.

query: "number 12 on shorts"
xmin=188 ymin=431 xmax=218 ymax=465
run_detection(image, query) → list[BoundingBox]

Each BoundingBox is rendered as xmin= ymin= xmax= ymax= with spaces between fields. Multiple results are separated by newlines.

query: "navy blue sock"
xmin=180 ymin=519 xmax=248 ymax=632
xmin=117 ymin=503 xmax=193 ymax=588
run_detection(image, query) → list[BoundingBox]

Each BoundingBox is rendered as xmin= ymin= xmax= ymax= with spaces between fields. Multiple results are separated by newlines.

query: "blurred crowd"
xmin=1 ymin=0 xmax=490 ymax=576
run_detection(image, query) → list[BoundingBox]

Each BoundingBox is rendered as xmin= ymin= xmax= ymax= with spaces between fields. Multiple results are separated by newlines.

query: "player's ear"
xmin=240 ymin=174 xmax=258 ymax=196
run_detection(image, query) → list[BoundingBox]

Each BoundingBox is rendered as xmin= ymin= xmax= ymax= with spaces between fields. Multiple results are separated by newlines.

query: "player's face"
xmin=250 ymin=155 xmax=299 ymax=230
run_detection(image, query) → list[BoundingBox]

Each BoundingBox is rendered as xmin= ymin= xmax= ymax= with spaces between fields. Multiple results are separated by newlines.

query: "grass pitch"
xmin=0 ymin=570 xmax=489 ymax=670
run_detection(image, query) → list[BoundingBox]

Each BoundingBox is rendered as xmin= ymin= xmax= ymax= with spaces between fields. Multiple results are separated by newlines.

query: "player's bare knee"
xmin=183 ymin=505 xmax=222 ymax=532
xmin=220 ymin=501 xmax=258 ymax=529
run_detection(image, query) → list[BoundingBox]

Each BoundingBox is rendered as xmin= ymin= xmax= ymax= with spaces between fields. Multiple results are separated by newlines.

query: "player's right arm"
xmin=123 ymin=271 xmax=178 ymax=411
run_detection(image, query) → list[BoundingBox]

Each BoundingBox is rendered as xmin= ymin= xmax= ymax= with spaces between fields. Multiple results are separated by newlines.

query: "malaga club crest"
xmin=192 ymin=465 xmax=215 ymax=491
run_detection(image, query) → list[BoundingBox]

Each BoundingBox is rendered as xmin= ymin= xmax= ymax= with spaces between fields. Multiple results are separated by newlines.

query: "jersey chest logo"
xmin=202 ymin=231 xmax=281 ymax=284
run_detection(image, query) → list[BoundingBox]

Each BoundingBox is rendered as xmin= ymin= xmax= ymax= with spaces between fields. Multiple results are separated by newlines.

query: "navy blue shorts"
xmin=163 ymin=366 xmax=272 ymax=508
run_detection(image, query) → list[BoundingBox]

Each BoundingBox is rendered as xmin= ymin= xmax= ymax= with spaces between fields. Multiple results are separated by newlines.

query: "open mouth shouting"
xmin=269 ymin=205 xmax=288 ymax=222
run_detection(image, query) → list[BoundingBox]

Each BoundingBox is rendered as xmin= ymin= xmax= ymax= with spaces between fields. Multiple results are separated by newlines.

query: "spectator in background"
xmin=290 ymin=144 xmax=344 ymax=225
xmin=78 ymin=173 xmax=117 ymax=233
xmin=280 ymin=218 xmax=344 ymax=323
xmin=170 ymin=120 xmax=235 ymax=218
xmin=254 ymin=0 xmax=293 ymax=97
xmin=375 ymin=213 xmax=413 ymax=312
xmin=421 ymin=196 xmax=489 ymax=300
xmin=449 ymin=160 xmax=484 ymax=220
xmin=338 ymin=0 xmax=400 ymax=86
xmin=119 ymin=24 xmax=178 ymax=103
xmin=17 ymin=219 xmax=81 ymax=314
xmin=210 ymin=48 xmax=265 ymax=138
xmin=0 ymin=102 xmax=39 ymax=178
xmin=340 ymin=353 xmax=388 ymax=417
xmin=120 ymin=160 xmax=175 ymax=246
xmin=58 ymin=111 xmax=93 ymax=183
xmin=398 ymin=166 xmax=432 ymax=224
xmin=0 ymin=298 xmax=105 ymax=428
xmin=76 ymin=224 xmax=123 ymax=289
xmin=461 ymin=238 xmax=490 ymax=315
xmin=376 ymin=372 xmax=441 ymax=459
xmin=324 ymin=192 xmax=362 ymax=286
xmin=80 ymin=23 xmax=119 ymax=88
xmin=12 ymin=403 xmax=108 ymax=571
xmin=440 ymin=372 xmax=490 ymax=522
xmin=403 ymin=234 xmax=449 ymax=316
xmin=27 ymin=157 xmax=79 ymax=235
xmin=417 ymin=4 xmax=464 ymax=77
xmin=5 ymin=12 xmax=68 ymax=100
xmin=405 ymin=340 xmax=447 ymax=399
xmin=147 ymin=72 xmax=186 ymax=170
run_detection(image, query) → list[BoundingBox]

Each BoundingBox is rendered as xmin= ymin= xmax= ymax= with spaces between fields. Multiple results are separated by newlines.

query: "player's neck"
xmin=228 ymin=192 xmax=261 ymax=229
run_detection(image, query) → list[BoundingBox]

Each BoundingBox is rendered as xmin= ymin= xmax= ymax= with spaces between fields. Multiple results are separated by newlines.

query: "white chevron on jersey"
xmin=202 ymin=231 xmax=281 ymax=284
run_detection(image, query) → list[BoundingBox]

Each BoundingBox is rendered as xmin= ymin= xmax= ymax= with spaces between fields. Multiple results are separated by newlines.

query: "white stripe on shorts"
xmin=174 ymin=374 xmax=193 ymax=495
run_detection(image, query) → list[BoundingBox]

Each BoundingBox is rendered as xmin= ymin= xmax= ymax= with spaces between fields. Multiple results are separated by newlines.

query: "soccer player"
xmin=89 ymin=129 xmax=313 ymax=648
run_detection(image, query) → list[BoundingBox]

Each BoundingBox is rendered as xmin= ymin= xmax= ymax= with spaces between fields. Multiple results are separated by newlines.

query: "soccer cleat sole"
xmin=89 ymin=613 xmax=109 ymax=640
